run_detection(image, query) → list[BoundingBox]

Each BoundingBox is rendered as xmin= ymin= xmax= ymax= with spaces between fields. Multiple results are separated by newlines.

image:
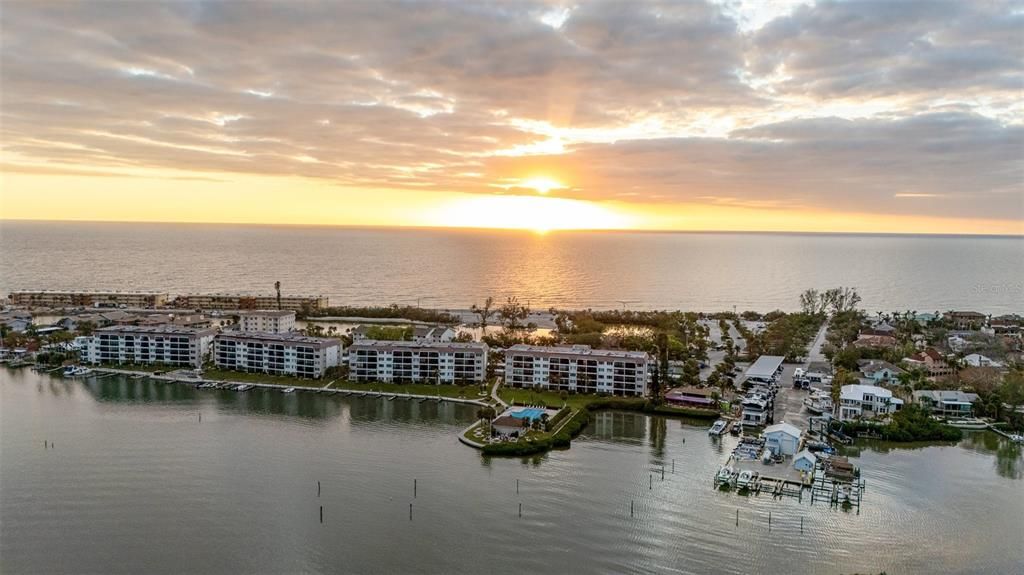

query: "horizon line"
xmin=1 ymin=217 xmax=1022 ymax=239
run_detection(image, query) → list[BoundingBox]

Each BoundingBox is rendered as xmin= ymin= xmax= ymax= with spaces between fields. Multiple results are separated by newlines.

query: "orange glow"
xmin=427 ymin=194 xmax=633 ymax=233
xmin=518 ymin=177 xmax=565 ymax=194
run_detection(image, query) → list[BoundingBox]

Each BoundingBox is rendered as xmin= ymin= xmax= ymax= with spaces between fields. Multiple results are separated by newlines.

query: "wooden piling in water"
xmin=649 ymin=474 xmax=652 ymax=489
xmin=630 ymin=500 xmax=634 ymax=517
xmin=320 ymin=506 xmax=323 ymax=523
xmin=672 ymin=459 xmax=675 ymax=473
xmin=768 ymin=511 xmax=772 ymax=530
xmin=318 ymin=481 xmax=321 ymax=497
xmin=800 ymin=517 xmax=804 ymax=533
xmin=519 ymin=503 xmax=522 ymax=518
xmin=516 ymin=479 xmax=519 ymax=494
xmin=735 ymin=509 xmax=739 ymax=526
xmin=661 ymin=466 xmax=665 ymax=481
xmin=414 ymin=478 xmax=417 ymax=498
xmin=409 ymin=503 xmax=413 ymax=521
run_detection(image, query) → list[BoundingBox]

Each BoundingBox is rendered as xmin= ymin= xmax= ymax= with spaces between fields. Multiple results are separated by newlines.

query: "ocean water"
xmin=0 ymin=220 xmax=1021 ymax=313
xmin=2 ymin=371 xmax=1022 ymax=575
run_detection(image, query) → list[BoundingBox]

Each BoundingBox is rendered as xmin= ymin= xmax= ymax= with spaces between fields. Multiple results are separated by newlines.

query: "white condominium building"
xmin=83 ymin=325 xmax=215 ymax=368
xmin=176 ymin=293 xmax=328 ymax=312
xmin=214 ymin=332 xmax=341 ymax=379
xmin=237 ymin=310 xmax=296 ymax=334
xmin=348 ymin=341 xmax=488 ymax=384
xmin=504 ymin=344 xmax=650 ymax=397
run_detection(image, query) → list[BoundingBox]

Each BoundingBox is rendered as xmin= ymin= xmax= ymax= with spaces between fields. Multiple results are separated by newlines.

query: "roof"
xmin=506 ymin=344 xmax=649 ymax=360
xmin=913 ymin=390 xmax=979 ymax=403
xmin=858 ymin=360 xmax=904 ymax=375
xmin=764 ymin=422 xmax=802 ymax=438
xmin=841 ymin=384 xmax=893 ymax=401
xmin=96 ymin=324 xmax=216 ymax=336
xmin=238 ymin=310 xmax=295 ymax=318
xmin=794 ymin=449 xmax=817 ymax=462
xmin=492 ymin=415 xmax=527 ymax=428
xmin=217 ymin=331 xmax=340 ymax=347
xmin=666 ymin=386 xmax=714 ymax=398
xmin=350 ymin=340 xmax=487 ymax=352
xmin=963 ymin=353 xmax=1003 ymax=367
xmin=744 ymin=355 xmax=785 ymax=379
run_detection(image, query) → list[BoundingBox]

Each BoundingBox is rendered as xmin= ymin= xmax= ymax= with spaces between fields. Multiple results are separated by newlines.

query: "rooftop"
xmin=744 ymin=355 xmax=785 ymax=379
xmin=506 ymin=343 xmax=649 ymax=360
xmin=350 ymin=340 xmax=487 ymax=351
xmin=217 ymin=331 xmax=340 ymax=346
xmin=841 ymin=384 xmax=893 ymax=401
xmin=764 ymin=422 xmax=802 ymax=438
xmin=96 ymin=324 xmax=214 ymax=336
xmin=238 ymin=310 xmax=296 ymax=317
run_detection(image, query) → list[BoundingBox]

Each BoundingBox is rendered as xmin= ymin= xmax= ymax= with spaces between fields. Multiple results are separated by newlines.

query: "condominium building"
xmin=504 ymin=344 xmax=650 ymax=396
xmin=237 ymin=310 xmax=296 ymax=334
xmin=176 ymin=293 xmax=328 ymax=312
xmin=348 ymin=340 xmax=488 ymax=384
xmin=214 ymin=332 xmax=341 ymax=378
xmin=83 ymin=325 xmax=215 ymax=368
xmin=10 ymin=290 xmax=169 ymax=308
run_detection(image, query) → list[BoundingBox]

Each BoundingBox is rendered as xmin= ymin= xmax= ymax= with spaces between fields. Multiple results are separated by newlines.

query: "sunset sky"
xmin=1 ymin=0 xmax=1022 ymax=234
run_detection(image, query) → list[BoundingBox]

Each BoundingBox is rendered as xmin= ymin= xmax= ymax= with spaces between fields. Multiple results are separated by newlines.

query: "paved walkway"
xmin=490 ymin=378 xmax=508 ymax=409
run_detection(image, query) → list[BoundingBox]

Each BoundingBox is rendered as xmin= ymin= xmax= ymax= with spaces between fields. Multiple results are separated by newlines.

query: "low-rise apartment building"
xmin=838 ymin=384 xmax=903 ymax=421
xmin=348 ymin=340 xmax=488 ymax=384
xmin=214 ymin=332 xmax=341 ymax=378
xmin=10 ymin=290 xmax=169 ymax=308
xmin=237 ymin=310 xmax=296 ymax=333
xmin=83 ymin=325 xmax=215 ymax=368
xmin=504 ymin=344 xmax=650 ymax=396
xmin=176 ymin=293 xmax=328 ymax=312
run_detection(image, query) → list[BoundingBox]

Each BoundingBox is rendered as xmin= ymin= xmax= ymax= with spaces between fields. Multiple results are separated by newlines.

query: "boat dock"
xmin=83 ymin=367 xmax=491 ymax=407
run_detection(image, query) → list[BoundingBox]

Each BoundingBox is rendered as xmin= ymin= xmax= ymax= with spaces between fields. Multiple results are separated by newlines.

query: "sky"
xmin=1 ymin=0 xmax=1022 ymax=234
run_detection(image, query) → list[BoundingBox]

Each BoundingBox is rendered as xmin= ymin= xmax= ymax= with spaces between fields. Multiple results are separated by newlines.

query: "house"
xmin=857 ymin=360 xmax=904 ymax=384
xmin=740 ymin=394 xmax=771 ymax=427
xmin=838 ymin=384 xmax=903 ymax=421
xmin=793 ymin=449 xmax=817 ymax=473
xmin=412 ymin=326 xmax=456 ymax=344
xmin=491 ymin=415 xmax=530 ymax=436
xmin=865 ymin=321 xmax=896 ymax=336
xmin=914 ymin=312 xmax=939 ymax=326
xmin=943 ymin=311 xmax=987 ymax=330
xmin=664 ymin=386 xmax=717 ymax=409
xmin=990 ymin=315 xmax=1022 ymax=334
xmin=853 ymin=334 xmax=897 ymax=349
xmin=351 ymin=325 xmax=372 ymax=341
xmin=763 ymin=422 xmax=801 ymax=456
xmin=912 ymin=390 xmax=979 ymax=417
xmin=2 ymin=317 xmax=32 ymax=333
xmin=947 ymin=335 xmax=968 ymax=352
xmin=903 ymin=348 xmax=953 ymax=378
xmin=962 ymin=353 xmax=1004 ymax=369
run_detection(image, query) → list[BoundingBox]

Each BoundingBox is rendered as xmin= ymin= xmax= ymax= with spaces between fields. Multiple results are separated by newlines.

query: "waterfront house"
xmin=412 ymin=326 xmax=456 ymax=344
xmin=912 ymin=390 xmax=979 ymax=417
xmin=857 ymin=360 xmax=905 ymax=384
xmin=943 ymin=311 xmax=987 ymax=330
xmin=793 ymin=449 xmax=817 ymax=473
xmin=962 ymin=353 xmax=1004 ymax=369
xmin=349 ymin=340 xmax=488 ymax=384
xmin=947 ymin=335 xmax=968 ymax=352
xmin=741 ymin=394 xmax=771 ymax=427
xmin=664 ymin=386 xmax=717 ymax=409
xmin=914 ymin=312 xmax=939 ymax=326
xmin=902 ymin=348 xmax=953 ymax=379
xmin=214 ymin=332 xmax=341 ymax=378
xmin=763 ymin=422 xmax=801 ymax=456
xmin=838 ymin=384 xmax=903 ymax=421
xmin=505 ymin=344 xmax=650 ymax=397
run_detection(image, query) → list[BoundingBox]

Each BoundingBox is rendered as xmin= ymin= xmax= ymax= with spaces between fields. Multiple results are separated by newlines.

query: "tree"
xmin=497 ymin=297 xmax=530 ymax=334
xmin=274 ymin=281 xmax=282 ymax=310
xmin=470 ymin=297 xmax=495 ymax=334
xmin=832 ymin=368 xmax=858 ymax=407
xmin=799 ymin=289 xmax=821 ymax=315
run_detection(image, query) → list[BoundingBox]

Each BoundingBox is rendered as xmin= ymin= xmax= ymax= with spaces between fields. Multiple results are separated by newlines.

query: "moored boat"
xmin=708 ymin=419 xmax=727 ymax=436
xmin=946 ymin=418 xmax=987 ymax=430
xmin=282 ymin=387 xmax=296 ymax=394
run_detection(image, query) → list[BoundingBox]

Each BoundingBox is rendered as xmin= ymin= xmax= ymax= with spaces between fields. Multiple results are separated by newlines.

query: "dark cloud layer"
xmin=1 ymin=0 xmax=1021 ymax=222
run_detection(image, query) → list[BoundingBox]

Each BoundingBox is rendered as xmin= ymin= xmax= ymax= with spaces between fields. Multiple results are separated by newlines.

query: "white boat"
xmin=708 ymin=419 xmax=727 ymax=435
xmin=736 ymin=470 xmax=754 ymax=488
xmin=63 ymin=366 xmax=92 ymax=377
xmin=1008 ymin=434 xmax=1024 ymax=443
xmin=716 ymin=466 xmax=734 ymax=483
xmin=946 ymin=418 xmax=987 ymax=430
xmin=62 ymin=366 xmax=77 ymax=377
xmin=235 ymin=384 xmax=254 ymax=392
xmin=74 ymin=367 xmax=93 ymax=376
xmin=281 ymin=387 xmax=296 ymax=394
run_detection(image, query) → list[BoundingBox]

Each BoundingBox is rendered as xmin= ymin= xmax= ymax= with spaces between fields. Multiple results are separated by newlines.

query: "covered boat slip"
xmin=742 ymin=355 xmax=786 ymax=383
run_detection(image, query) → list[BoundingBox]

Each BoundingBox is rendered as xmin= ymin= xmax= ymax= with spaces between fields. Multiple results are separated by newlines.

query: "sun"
xmin=427 ymin=194 xmax=633 ymax=233
xmin=519 ymin=177 xmax=564 ymax=194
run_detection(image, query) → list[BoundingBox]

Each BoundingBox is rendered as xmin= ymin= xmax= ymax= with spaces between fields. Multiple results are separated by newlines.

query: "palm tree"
xmin=274 ymin=281 xmax=282 ymax=310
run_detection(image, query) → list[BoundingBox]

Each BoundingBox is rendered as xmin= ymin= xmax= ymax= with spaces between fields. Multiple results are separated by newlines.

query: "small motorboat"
xmin=716 ymin=466 xmax=734 ymax=483
xmin=62 ymin=366 xmax=78 ymax=377
xmin=708 ymin=419 xmax=727 ymax=436
xmin=736 ymin=470 xmax=754 ymax=488
xmin=281 ymin=387 xmax=296 ymax=394
xmin=1008 ymin=434 xmax=1024 ymax=444
xmin=235 ymin=384 xmax=254 ymax=392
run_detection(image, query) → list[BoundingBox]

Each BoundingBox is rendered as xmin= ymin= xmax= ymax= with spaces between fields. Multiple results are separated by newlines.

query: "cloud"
xmin=0 ymin=0 xmax=1021 ymax=224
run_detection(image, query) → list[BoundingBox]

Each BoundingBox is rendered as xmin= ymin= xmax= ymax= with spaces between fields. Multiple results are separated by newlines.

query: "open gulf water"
xmin=0 ymin=221 xmax=1021 ymax=313
xmin=2 ymin=370 xmax=1022 ymax=574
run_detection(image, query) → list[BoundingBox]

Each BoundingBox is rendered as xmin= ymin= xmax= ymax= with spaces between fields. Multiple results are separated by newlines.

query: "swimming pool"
xmin=509 ymin=408 xmax=545 ymax=421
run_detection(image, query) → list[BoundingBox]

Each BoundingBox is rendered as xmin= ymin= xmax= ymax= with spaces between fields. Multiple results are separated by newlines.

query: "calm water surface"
xmin=1 ymin=221 xmax=1021 ymax=313
xmin=2 ymin=369 xmax=1022 ymax=574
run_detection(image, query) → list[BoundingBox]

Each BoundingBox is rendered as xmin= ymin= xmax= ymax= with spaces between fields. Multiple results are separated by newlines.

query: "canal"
xmin=2 ymin=369 xmax=1021 ymax=574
